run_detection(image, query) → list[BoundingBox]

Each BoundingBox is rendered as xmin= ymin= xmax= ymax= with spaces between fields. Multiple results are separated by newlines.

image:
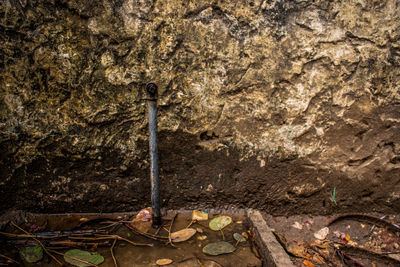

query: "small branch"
xmin=11 ymin=222 xmax=63 ymax=266
xmin=0 ymin=253 xmax=20 ymax=265
xmin=382 ymin=251 xmax=400 ymax=255
xmin=111 ymin=239 xmax=118 ymax=267
xmin=76 ymin=234 xmax=153 ymax=247
xmin=220 ymin=229 xmax=225 ymax=241
xmin=186 ymin=220 xmax=196 ymax=228
xmin=342 ymin=252 xmax=366 ymax=267
xmin=168 ymin=213 xmax=178 ymax=248
xmin=328 ymin=214 xmax=400 ymax=233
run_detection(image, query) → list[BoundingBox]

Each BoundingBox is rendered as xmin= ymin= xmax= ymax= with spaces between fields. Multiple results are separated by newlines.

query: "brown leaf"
xmin=156 ymin=258 xmax=173 ymax=265
xmin=170 ymin=228 xmax=196 ymax=243
xmin=129 ymin=207 xmax=152 ymax=233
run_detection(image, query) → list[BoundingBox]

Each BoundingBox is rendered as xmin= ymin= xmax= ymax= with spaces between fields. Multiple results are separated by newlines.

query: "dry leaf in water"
xmin=156 ymin=258 xmax=173 ymax=265
xmin=191 ymin=210 xmax=208 ymax=221
xmin=170 ymin=228 xmax=196 ymax=242
xmin=128 ymin=207 xmax=152 ymax=233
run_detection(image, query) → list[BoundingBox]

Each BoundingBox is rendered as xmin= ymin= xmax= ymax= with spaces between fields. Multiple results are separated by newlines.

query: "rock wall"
xmin=1 ymin=0 xmax=399 ymax=214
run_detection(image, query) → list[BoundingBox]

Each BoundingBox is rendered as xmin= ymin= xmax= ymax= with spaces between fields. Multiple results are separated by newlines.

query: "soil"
xmin=263 ymin=213 xmax=400 ymax=267
xmin=0 ymin=210 xmax=262 ymax=267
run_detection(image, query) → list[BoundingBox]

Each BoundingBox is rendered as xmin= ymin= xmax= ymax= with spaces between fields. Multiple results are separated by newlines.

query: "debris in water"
xmin=202 ymin=241 xmax=236 ymax=255
xmin=128 ymin=207 xmax=152 ymax=233
xmin=209 ymin=216 xmax=232 ymax=231
xmin=64 ymin=249 xmax=104 ymax=267
xmin=233 ymin=233 xmax=247 ymax=243
xmin=19 ymin=246 xmax=43 ymax=263
xmin=192 ymin=210 xmax=208 ymax=221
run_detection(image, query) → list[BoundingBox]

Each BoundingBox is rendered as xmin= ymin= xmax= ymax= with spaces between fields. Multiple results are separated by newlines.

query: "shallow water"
xmin=2 ymin=211 xmax=262 ymax=267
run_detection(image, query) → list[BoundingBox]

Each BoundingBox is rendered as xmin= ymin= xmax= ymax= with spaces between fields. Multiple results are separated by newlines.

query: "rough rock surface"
xmin=1 ymin=0 xmax=399 ymax=214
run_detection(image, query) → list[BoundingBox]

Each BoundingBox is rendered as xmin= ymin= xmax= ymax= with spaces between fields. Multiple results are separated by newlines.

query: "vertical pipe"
xmin=146 ymin=82 xmax=161 ymax=228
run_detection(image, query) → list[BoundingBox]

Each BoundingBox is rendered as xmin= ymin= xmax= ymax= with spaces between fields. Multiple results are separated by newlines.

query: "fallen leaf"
xmin=20 ymin=246 xmax=43 ymax=263
xmin=314 ymin=227 xmax=329 ymax=240
xmin=303 ymin=260 xmax=314 ymax=267
xmin=64 ymin=249 xmax=104 ymax=267
xmin=292 ymin=221 xmax=303 ymax=230
xmin=156 ymin=258 xmax=173 ymax=265
xmin=170 ymin=228 xmax=197 ymax=242
xmin=209 ymin=216 xmax=232 ymax=231
xmin=203 ymin=241 xmax=236 ymax=255
xmin=192 ymin=210 xmax=208 ymax=221
xmin=128 ymin=207 xmax=152 ymax=233
xmin=196 ymin=227 xmax=203 ymax=233
xmin=233 ymin=232 xmax=247 ymax=242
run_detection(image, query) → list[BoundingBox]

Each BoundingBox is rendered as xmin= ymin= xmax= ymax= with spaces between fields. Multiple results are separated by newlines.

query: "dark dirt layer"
xmin=263 ymin=213 xmax=400 ymax=267
xmin=0 ymin=211 xmax=261 ymax=267
xmin=2 ymin=130 xmax=400 ymax=216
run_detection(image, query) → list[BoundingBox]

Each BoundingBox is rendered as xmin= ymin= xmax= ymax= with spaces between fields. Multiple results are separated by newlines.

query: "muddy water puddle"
xmin=1 ymin=210 xmax=262 ymax=267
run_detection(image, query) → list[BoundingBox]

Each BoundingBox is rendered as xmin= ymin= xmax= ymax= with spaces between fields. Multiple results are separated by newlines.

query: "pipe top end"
xmin=146 ymin=82 xmax=158 ymax=100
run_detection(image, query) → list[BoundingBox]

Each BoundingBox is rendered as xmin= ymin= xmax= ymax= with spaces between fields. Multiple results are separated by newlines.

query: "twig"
xmin=11 ymin=222 xmax=63 ymax=266
xmin=382 ymin=251 xmax=400 ymax=255
xmin=342 ymin=252 xmax=366 ymax=267
xmin=337 ymin=243 xmax=400 ymax=265
xmin=0 ymin=253 xmax=20 ymax=265
xmin=186 ymin=220 xmax=196 ymax=228
xmin=76 ymin=234 xmax=153 ymax=247
xmin=48 ymin=249 xmax=98 ymax=267
xmin=7 ymin=239 xmax=111 ymax=248
xmin=328 ymin=214 xmax=400 ymax=233
xmin=0 ymin=231 xmax=65 ymax=239
xmin=177 ymin=256 xmax=225 ymax=267
xmin=310 ymin=246 xmax=335 ymax=266
xmin=196 ymin=258 xmax=205 ymax=267
xmin=110 ymin=239 xmax=118 ymax=267
xmin=168 ymin=213 xmax=178 ymax=248
xmin=220 ymin=229 xmax=225 ymax=240
xmin=333 ymin=246 xmax=345 ymax=266
xmin=124 ymin=224 xmax=168 ymax=240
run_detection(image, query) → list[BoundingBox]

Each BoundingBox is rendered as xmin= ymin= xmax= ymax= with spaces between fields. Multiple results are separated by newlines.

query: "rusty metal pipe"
xmin=146 ymin=82 xmax=161 ymax=228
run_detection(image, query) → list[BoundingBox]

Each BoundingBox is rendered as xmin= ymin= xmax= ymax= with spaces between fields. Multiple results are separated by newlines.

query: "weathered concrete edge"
xmin=247 ymin=209 xmax=295 ymax=267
